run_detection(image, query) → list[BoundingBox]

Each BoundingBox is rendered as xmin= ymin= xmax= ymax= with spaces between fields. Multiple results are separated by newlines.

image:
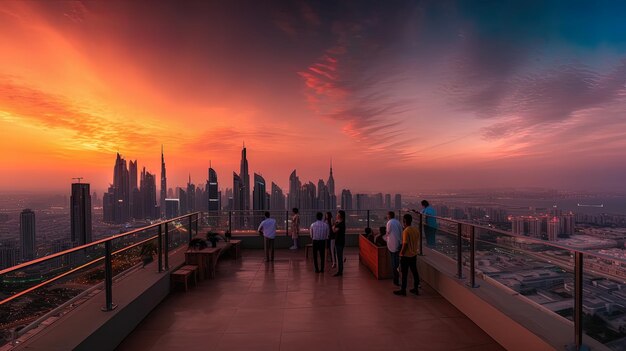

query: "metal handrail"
xmin=0 ymin=212 xmax=201 ymax=276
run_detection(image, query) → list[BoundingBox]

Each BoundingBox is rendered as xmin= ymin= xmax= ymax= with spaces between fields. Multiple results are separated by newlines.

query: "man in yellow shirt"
xmin=394 ymin=214 xmax=421 ymax=296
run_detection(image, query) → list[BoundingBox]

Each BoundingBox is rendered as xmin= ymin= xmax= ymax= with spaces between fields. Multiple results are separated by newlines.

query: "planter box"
xmin=358 ymin=234 xmax=392 ymax=279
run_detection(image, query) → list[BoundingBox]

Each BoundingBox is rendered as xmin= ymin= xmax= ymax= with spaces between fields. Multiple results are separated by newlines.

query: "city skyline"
xmin=2 ymin=1 xmax=626 ymax=193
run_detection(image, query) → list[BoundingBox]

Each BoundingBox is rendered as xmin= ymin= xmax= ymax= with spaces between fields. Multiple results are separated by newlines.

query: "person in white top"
xmin=384 ymin=211 xmax=403 ymax=286
xmin=309 ymin=212 xmax=329 ymax=273
xmin=258 ymin=212 xmax=277 ymax=262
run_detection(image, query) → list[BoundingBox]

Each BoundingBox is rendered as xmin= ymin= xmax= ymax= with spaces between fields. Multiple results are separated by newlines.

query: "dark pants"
xmin=400 ymin=255 xmax=419 ymax=292
xmin=390 ymin=251 xmax=400 ymax=284
xmin=336 ymin=245 xmax=344 ymax=274
xmin=312 ymin=240 xmax=326 ymax=272
xmin=264 ymin=237 xmax=275 ymax=261
xmin=425 ymin=226 xmax=437 ymax=247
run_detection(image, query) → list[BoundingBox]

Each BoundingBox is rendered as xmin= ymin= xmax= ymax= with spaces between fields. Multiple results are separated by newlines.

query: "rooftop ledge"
xmin=13 ymin=240 xmax=604 ymax=351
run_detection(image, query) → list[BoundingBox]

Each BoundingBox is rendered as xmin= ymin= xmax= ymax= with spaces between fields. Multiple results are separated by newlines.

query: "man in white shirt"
xmin=385 ymin=211 xmax=403 ymax=286
xmin=309 ymin=212 xmax=329 ymax=273
xmin=258 ymin=212 xmax=277 ymax=262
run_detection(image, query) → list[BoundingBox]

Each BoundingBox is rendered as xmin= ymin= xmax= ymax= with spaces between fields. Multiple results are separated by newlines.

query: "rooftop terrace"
xmin=117 ymin=248 xmax=503 ymax=351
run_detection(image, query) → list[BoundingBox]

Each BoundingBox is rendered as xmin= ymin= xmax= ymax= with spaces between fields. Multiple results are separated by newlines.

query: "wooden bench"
xmin=359 ymin=234 xmax=392 ymax=279
xmin=171 ymin=269 xmax=193 ymax=292
xmin=178 ymin=265 xmax=199 ymax=284
xmin=304 ymin=243 xmax=313 ymax=260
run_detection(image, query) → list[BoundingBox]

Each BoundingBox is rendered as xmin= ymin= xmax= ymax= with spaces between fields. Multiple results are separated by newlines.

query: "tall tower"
xmin=207 ymin=163 xmax=219 ymax=211
xmin=129 ymin=160 xmax=138 ymax=218
xmin=240 ymin=144 xmax=250 ymax=210
xmin=160 ymin=145 xmax=167 ymax=217
xmin=71 ymin=182 xmax=92 ymax=245
xmin=288 ymin=169 xmax=301 ymax=210
xmin=253 ymin=173 xmax=267 ymax=211
xmin=113 ymin=153 xmax=130 ymax=223
xmin=20 ymin=209 xmax=36 ymax=261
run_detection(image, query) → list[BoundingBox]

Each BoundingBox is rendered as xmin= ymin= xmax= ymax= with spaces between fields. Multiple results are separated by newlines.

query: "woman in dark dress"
xmin=325 ymin=211 xmax=337 ymax=268
xmin=332 ymin=210 xmax=346 ymax=277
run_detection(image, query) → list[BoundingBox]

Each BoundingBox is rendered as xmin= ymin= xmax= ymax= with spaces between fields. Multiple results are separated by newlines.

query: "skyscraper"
xmin=186 ymin=174 xmax=196 ymax=213
xmin=71 ymin=182 xmax=92 ymax=245
xmin=300 ymin=182 xmax=317 ymax=210
xmin=341 ymin=189 xmax=353 ymax=210
xmin=160 ymin=145 xmax=167 ymax=217
xmin=253 ymin=173 xmax=267 ymax=211
xmin=207 ymin=165 xmax=219 ymax=211
xmin=327 ymin=159 xmax=337 ymax=209
xmin=178 ymin=188 xmax=188 ymax=215
xmin=288 ymin=170 xmax=301 ymax=209
xmin=233 ymin=172 xmax=243 ymax=211
xmin=240 ymin=145 xmax=250 ymax=211
xmin=129 ymin=160 xmax=138 ymax=218
xmin=105 ymin=153 xmax=131 ymax=224
xmin=394 ymin=194 xmax=402 ymax=210
xmin=140 ymin=167 xmax=158 ymax=219
xmin=385 ymin=194 xmax=392 ymax=209
xmin=20 ymin=209 xmax=36 ymax=261
xmin=270 ymin=182 xmax=286 ymax=210
xmin=317 ymin=179 xmax=330 ymax=209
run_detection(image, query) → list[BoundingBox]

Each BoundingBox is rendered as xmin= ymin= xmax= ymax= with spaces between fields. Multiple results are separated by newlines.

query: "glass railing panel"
xmin=0 ymin=243 xmax=107 ymax=347
xmin=582 ymin=252 xmax=626 ymax=350
xmin=427 ymin=217 xmax=460 ymax=261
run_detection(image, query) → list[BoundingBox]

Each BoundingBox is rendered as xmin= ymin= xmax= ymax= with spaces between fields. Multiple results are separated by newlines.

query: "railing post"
xmin=188 ymin=215 xmax=193 ymax=243
xmin=366 ymin=210 xmax=370 ymax=228
xmin=285 ymin=210 xmax=289 ymax=236
xmin=419 ymin=213 xmax=424 ymax=256
xmin=469 ymin=225 xmax=478 ymax=288
xmin=157 ymin=224 xmax=163 ymax=273
xmin=457 ymin=222 xmax=463 ymax=279
xmin=101 ymin=240 xmax=117 ymax=311
xmin=574 ymin=252 xmax=584 ymax=350
xmin=228 ymin=211 xmax=232 ymax=234
xmin=164 ymin=222 xmax=169 ymax=270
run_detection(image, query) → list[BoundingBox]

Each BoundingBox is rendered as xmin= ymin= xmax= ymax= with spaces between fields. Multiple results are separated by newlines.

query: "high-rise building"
xmin=103 ymin=185 xmax=114 ymax=222
xmin=160 ymin=146 xmax=167 ymax=217
xmin=103 ymin=153 xmax=131 ymax=224
xmin=71 ymin=182 xmax=92 ymax=245
xmin=394 ymin=194 xmax=402 ymax=210
xmin=186 ymin=174 xmax=196 ymax=213
xmin=20 ymin=209 xmax=36 ymax=261
xmin=548 ymin=217 xmax=560 ymax=241
xmin=300 ymin=182 xmax=317 ymax=210
xmin=253 ymin=173 xmax=267 ymax=211
xmin=207 ymin=165 xmax=219 ymax=211
xmin=129 ymin=160 xmax=138 ymax=218
xmin=341 ymin=189 xmax=353 ymax=210
xmin=384 ymin=194 xmax=392 ymax=209
xmin=165 ymin=199 xmax=180 ymax=219
xmin=373 ymin=193 xmax=384 ymax=209
xmin=356 ymin=194 xmax=369 ymax=210
xmin=140 ymin=167 xmax=158 ymax=219
xmin=288 ymin=170 xmax=301 ymax=209
xmin=270 ymin=182 xmax=286 ymax=210
xmin=327 ymin=160 xmax=336 ymax=209
xmin=317 ymin=179 xmax=330 ymax=209
xmin=233 ymin=172 xmax=243 ymax=211
xmin=240 ymin=145 xmax=250 ymax=211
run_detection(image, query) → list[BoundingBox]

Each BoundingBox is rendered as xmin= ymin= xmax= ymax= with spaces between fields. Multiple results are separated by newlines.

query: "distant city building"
xmin=253 ymin=173 xmax=267 ymax=211
xmin=288 ymin=170 xmax=301 ymax=209
xmin=165 ymin=199 xmax=180 ymax=219
xmin=129 ymin=159 xmax=138 ymax=217
xmin=327 ymin=161 xmax=337 ymax=209
xmin=186 ymin=175 xmax=196 ymax=213
xmin=300 ymin=182 xmax=317 ymax=210
xmin=0 ymin=243 xmax=20 ymax=270
xmin=233 ymin=172 xmax=243 ymax=211
xmin=240 ymin=145 xmax=250 ymax=211
xmin=103 ymin=153 xmax=131 ymax=223
xmin=356 ymin=194 xmax=369 ymax=210
xmin=373 ymin=193 xmax=384 ymax=209
xmin=71 ymin=182 xmax=92 ymax=245
xmin=341 ymin=189 xmax=353 ymax=210
xmin=178 ymin=188 xmax=188 ymax=215
xmin=394 ymin=194 xmax=402 ymax=210
xmin=385 ymin=194 xmax=392 ymax=209
xmin=140 ymin=168 xmax=158 ymax=219
xmin=20 ymin=209 xmax=36 ymax=261
xmin=207 ymin=165 xmax=219 ymax=211
xmin=160 ymin=146 xmax=167 ymax=217
xmin=317 ymin=179 xmax=330 ymax=209
xmin=270 ymin=182 xmax=286 ymax=210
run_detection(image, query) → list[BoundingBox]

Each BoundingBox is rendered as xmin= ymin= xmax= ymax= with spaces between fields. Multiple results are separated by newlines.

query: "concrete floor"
xmin=117 ymin=248 xmax=504 ymax=351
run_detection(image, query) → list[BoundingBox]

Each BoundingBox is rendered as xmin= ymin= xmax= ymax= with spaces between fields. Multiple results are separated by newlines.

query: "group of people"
xmin=256 ymin=200 xmax=438 ymax=293
xmin=256 ymin=208 xmax=347 ymax=277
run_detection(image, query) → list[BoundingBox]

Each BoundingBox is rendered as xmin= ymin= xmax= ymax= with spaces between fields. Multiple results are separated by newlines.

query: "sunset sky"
xmin=2 ymin=1 xmax=626 ymax=194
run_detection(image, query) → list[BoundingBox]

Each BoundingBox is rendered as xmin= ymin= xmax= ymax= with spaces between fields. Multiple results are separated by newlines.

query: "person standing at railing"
xmin=332 ymin=210 xmax=346 ymax=277
xmin=290 ymin=208 xmax=300 ymax=250
xmin=325 ymin=211 xmax=337 ymax=268
xmin=385 ymin=211 xmax=403 ymax=286
xmin=421 ymin=200 xmax=438 ymax=247
xmin=394 ymin=214 xmax=421 ymax=296
xmin=310 ymin=212 xmax=329 ymax=273
xmin=258 ymin=211 xmax=277 ymax=262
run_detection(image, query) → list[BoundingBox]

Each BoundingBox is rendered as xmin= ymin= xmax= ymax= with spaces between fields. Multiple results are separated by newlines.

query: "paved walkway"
xmin=117 ymin=248 xmax=504 ymax=351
